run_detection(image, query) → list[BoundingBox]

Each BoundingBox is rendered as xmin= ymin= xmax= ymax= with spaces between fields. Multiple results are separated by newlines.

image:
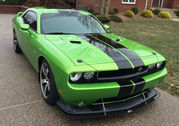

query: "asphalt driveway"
xmin=0 ymin=14 xmax=178 ymax=126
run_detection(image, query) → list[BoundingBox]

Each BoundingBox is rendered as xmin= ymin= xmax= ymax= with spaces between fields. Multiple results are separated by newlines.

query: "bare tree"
xmin=104 ymin=0 xmax=111 ymax=16
xmin=99 ymin=0 xmax=105 ymax=16
xmin=99 ymin=0 xmax=111 ymax=16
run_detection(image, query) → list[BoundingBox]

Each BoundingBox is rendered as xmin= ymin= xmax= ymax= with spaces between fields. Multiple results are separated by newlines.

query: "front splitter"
xmin=56 ymin=89 xmax=160 ymax=118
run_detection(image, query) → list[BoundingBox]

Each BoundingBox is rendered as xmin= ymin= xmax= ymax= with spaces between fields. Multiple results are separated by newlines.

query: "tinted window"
xmin=41 ymin=13 xmax=106 ymax=34
xmin=23 ymin=11 xmax=37 ymax=31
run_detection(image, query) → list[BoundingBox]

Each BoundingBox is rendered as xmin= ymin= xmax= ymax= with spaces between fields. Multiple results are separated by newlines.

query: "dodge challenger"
xmin=12 ymin=8 xmax=167 ymax=117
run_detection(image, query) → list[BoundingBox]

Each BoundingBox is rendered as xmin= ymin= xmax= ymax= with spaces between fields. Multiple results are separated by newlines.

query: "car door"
xmin=21 ymin=11 xmax=39 ymax=69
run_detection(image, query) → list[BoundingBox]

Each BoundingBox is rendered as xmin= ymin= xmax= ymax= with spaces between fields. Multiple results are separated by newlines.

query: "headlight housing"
xmin=70 ymin=72 xmax=82 ymax=82
xmin=83 ymin=72 xmax=95 ymax=80
xmin=148 ymin=64 xmax=156 ymax=70
xmin=70 ymin=72 xmax=96 ymax=83
xmin=157 ymin=62 xmax=163 ymax=68
xmin=148 ymin=61 xmax=166 ymax=71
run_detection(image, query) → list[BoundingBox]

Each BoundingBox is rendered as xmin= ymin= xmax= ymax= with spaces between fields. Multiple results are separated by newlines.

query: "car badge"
xmin=138 ymin=67 xmax=143 ymax=72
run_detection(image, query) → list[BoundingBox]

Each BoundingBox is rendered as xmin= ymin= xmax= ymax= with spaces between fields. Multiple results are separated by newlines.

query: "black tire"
xmin=39 ymin=59 xmax=58 ymax=105
xmin=13 ymin=30 xmax=21 ymax=53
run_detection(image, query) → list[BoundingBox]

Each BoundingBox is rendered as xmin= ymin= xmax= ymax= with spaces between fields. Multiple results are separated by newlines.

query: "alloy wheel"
xmin=13 ymin=32 xmax=17 ymax=50
xmin=40 ymin=63 xmax=51 ymax=99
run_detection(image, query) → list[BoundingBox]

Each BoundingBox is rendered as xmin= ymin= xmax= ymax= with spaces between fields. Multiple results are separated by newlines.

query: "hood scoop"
xmin=70 ymin=40 xmax=81 ymax=44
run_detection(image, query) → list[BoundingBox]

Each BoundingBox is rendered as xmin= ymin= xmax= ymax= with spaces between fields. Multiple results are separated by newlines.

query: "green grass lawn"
xmin=109 ymin=20 xmax=179 ymax=97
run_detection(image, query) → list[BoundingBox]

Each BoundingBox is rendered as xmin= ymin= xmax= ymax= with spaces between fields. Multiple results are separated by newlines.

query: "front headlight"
xmin=70 ymin=72 xmax=96 ymax=83
xmin=148 ymin=64 xmax=156 ymax=70
xmin=83 ymin=72 xmax=95 ymax=80
xmin=70 ymin=72 xmax=82 ymax=82
xmin=148 ymin=62 xmax=166 ymax=71
xmin=157 ymin=62 xmax=163 ymax=68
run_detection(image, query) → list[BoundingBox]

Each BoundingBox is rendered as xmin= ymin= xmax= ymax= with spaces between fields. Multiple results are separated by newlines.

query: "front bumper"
xmin=59 ymin=68 xmax=166 ymax=106
xmin=56 ymin=89 xmax=160 ymax=117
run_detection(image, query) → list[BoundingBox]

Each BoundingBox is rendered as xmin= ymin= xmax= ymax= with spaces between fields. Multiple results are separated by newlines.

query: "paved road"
xmin=0 ymin=14 xmax=178 ymax=126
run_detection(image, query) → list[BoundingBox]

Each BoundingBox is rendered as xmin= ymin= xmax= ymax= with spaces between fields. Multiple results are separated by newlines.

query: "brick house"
xmin=152 ymin=0 xmax=179 ymax=9
xmin=75 ymin=0 xmax=179 ymax=12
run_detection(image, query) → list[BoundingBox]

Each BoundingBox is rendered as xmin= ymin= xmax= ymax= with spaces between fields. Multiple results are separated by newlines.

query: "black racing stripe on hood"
xmin=78 ymin=35 xmax=132 ymax=69
xmin=92 ymin=34 xmax=145 ymax=68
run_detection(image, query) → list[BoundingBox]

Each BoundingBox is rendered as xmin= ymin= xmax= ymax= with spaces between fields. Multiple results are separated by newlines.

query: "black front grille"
xmin=97 ymin=66 xmax=148 ymax=81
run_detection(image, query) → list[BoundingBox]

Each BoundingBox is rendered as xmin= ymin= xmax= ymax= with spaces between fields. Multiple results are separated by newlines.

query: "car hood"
xmin=45 ymin=33 xmax=160 ymax=69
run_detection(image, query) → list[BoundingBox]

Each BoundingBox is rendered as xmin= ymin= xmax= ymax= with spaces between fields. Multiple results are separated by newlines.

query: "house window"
xmin=122 ymin=0 xmax=136 ymax=4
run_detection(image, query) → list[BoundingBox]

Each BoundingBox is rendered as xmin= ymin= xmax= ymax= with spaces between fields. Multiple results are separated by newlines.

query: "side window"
xmin=23 ymin=11 xmax=37 ymax=32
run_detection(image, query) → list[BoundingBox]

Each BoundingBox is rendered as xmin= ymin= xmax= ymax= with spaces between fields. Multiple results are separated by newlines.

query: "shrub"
xmin=109 ymin=12 xmax=115 ymax=15
xmin=125 ymin=10 xmax=135 ymax=17
xmin=153 ymin=8 xmax=161 ymax=15
xmin=158 ymin=12 xmax=171 ymax=18
xmin=64 ymin=0 xmax=75 ymax=7
xmin=175 ymin=10 xmax=179 ymax=17
xmin=142 ymin=10 xmax=153 ymax=18
xmin=93 ymin=12 xmax=99 ymax=16
xmin=131 ymin=7 xmax=139 ymax=14
xmin=113 ymin=8 xmax=119 ymax=14
xmin=109 ymin=15 xmax=123 ymax=22
xmin=97 ymin=16 xmax=110 ymax=23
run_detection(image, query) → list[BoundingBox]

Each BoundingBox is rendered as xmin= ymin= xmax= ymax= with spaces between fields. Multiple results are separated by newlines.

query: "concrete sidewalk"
xmin=171 ymin=18 xmax=179 ymax=22
xmin=0 ymin=14 xmax=178 ymax=126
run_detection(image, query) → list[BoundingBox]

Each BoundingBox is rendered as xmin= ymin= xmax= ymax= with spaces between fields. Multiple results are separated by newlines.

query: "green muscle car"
xmin=12 ymin=7 xmax=167 ymax=117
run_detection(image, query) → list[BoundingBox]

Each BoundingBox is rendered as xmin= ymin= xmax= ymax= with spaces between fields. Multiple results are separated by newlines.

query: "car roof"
xmin=27 ymin=7 xmax=92 ymax=15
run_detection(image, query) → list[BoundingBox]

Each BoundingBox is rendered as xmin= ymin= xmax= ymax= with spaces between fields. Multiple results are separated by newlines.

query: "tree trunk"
xmin=74 ymin=0 xmax=77 ymax=8
xmin=104 ymin=0 xmax=111 ymax=16
xmin=99 ymin=0 xmax=105 ymax=16
xmin=99 ymin=0 xmax=111 ymax=16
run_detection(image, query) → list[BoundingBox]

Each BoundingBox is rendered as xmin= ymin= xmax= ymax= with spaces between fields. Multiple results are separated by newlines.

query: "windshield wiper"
xmin=45 ymin=32 xmax=73 ymax=35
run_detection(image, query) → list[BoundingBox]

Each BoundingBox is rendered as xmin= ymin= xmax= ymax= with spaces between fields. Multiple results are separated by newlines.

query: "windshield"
xmin=41 ymin=13 xmax=107 ymax=34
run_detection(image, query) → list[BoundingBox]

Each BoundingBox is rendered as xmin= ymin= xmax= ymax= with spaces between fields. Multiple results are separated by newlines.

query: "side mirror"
xmin=17 ymin=17 xmax=29 ymax=30
xmin=104 ymin=24 xmax=110 ymax=30
xmin=17 ymin=12 xmax=23 ymax=17
xmin=20 ymin=23 xmax=30 ymax=30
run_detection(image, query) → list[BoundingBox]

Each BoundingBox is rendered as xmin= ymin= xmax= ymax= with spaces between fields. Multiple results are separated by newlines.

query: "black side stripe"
xmin=78 ymin=35 xmax=132 ymax=69
xmin=92 ymin=34 xmax=145 ymax=68
xmin=132 ymin=78 xmax=146 ymax=94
